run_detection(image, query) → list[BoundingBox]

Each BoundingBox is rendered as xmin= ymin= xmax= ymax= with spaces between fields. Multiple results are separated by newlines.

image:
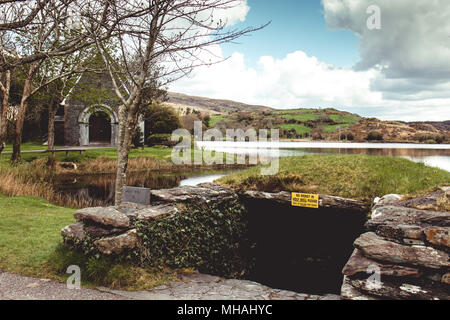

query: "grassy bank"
xmin=0 ymin=145 xmax=173 ymax=164
xmin=217 ymin=154 xmax=450 ymax=202
xmin=0 ymin=145 xmax=241 ymax=173
xmin=0 ymin=193 xmax=179 ymax=290
xmin=0 ymin=146 xmax=176 ymax=208
xmin=0 ymin=146 xmax=249 ymax=207
xmin=2 ymin=141 xmax=65 ymax=151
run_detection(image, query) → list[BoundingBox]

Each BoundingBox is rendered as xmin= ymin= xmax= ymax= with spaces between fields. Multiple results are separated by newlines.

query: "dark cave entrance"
xmin=89 ymin=111 xmax=111 ymax=144
xmin=242 ymin=196 xmax=367 ymax=295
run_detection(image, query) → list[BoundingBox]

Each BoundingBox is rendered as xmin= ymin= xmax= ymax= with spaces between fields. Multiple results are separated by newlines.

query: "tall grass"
xmin=217 ymin=154 xmax=450 ymax=202
xmin=0 ymin=154 xmax=250 ymax=208
xmin=79 ymin=156 xmax=174 ymax=174
xmin=0 ymin=160 xmax=105 ymax=208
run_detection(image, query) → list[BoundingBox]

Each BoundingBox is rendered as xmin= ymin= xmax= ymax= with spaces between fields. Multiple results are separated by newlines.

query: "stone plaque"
xmin=123 ymin=186 xmax=151 ymax=205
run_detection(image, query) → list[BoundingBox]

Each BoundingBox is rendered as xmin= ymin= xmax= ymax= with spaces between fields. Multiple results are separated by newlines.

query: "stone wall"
xmin=341 ymin=187 xmax=450 ymax=300
xmin=61 ymin=183 xmax=369 ymax=294
xmin=62 ymin=183 xmax=253 ymax=278
xmin=63 ymin=72 xmax=121 ymax=146
xmin=60 ymin=183 xmax=449 ymax=299
xmin=64 ymin=104 xmax=84 ymax=146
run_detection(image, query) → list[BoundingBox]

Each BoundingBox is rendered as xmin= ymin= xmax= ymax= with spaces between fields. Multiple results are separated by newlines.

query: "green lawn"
xmin=329 ymin=114 xmax=360 ymax=124
xmin=0 ymin=146 xmax=173 ymax=164
xmin=2 ymin=141 xmax=65 ymax=151
xmin=0 ymin=193 xmax=178 ymax=289
xmin=217 ymin=154 xmax=450 ymax=202
xmin=0 ymin=194 xmax=75 ymax=277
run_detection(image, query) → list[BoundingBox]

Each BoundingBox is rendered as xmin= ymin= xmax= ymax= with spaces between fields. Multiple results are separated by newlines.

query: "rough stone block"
xmin=342 ymin=249 xmax=421 ymax=278
xmin=354 ymin=232 xmax=449 ymax=269
xmin=74 ymin=207 xmax=130 ymax=228
xmin=61 ymin=222 xmax=86 ymax=241
xmin=94 ymin=229 xmax=138 ymax=255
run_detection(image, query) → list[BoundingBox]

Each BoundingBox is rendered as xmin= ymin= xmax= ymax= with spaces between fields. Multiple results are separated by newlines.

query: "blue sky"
xmin=222 ymin=0 xmax=359 ymax=68
xmin=171 ymin=0 xmax=450 ymax=121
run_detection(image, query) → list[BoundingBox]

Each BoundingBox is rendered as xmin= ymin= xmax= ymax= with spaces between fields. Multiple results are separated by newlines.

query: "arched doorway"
xmin=89 ymin=111 xmax=111 ymax=144
xmin=78 ymin=105 xmax=119 ymax=146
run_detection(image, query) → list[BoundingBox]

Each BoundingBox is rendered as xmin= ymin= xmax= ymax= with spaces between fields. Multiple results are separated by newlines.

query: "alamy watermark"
xmin=367 ymin=5 xmax=381 ymax=30
xmin=366 ymin=264 xmax=382 ymax=290
xmin=66 ymin=265 xmax=81 ymax=290
xmin=171 ymin=121 xmax=280 ymax=175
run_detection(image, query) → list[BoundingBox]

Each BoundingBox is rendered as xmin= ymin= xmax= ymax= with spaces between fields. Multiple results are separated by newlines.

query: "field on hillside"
xmin=166 ymin=92 xmax=449 ymax=143
xmin=205 ymin=107 xmax=448 ymax=143
xmin=206 ymin=107 xmax=364 ymax=139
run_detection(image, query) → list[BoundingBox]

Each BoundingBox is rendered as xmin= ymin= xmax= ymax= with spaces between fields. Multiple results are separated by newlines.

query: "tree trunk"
xmin=46 ymin=106 xmax=57 ymax=167
xmin=11 ymin=63 xmax=37 ymax=163
xmin=10 ymin=100 xmax=28 ymax=163
xmin=11 ymin=72 xmax=34 ymax=163
xmin=47 ymin=106 xmax=57 ymax=151
xmin=114 ymin=100 xmax=141 ymax=205
xmin=114 ymin=104 xmax=129 ymax=205
xmin=0 ymin=70 xmax=11 ymax=154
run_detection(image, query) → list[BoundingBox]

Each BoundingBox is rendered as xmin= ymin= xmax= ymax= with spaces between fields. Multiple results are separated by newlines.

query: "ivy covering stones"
xmin=134 ymin=201 xmax=254 ymax=277
xmin=61 ymin=183 xmax=256 ymax=278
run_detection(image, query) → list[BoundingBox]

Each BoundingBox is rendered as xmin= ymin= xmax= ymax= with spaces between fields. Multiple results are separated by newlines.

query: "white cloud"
xmin=212 ymin=0 xmax=250 ymax=26
xmin=170 ymin=46 xmax=450 ymax=121
xmin=170 ymin=1 xmax=450 ymax=121
xmin=323 ymin=0 xmax=450 ymax=99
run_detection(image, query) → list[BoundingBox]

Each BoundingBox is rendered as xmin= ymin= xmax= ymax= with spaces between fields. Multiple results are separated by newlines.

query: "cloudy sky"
xmin=169 ymin=0 xmax=450 ymax=121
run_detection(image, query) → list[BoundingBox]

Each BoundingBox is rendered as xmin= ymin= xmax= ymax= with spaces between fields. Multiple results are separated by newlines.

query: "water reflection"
xmin=54 ymin=142 xmax=450 ymax=206
xmin=55 ymin=172 xmax=184 ymax=206
xmin=180 ymin=173 xmax=228 ymax=186
xmin=54 ymin=170 xmax=236 ymax=206
xmin=197 ymin=141 xmax=450 ymax=172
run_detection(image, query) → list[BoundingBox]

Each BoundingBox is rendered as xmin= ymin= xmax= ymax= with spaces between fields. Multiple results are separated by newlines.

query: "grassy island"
xmin=217 ymin=154 xmax=450 ymax=202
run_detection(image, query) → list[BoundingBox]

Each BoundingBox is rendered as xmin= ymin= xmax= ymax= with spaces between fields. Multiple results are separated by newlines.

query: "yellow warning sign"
xmin=291 ymin=193 xmax=319 ymax=208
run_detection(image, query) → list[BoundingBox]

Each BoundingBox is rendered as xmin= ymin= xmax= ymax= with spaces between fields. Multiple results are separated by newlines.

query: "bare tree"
xmin=0 ymin=0 xmax=98 ymax=161
xmin=85 ymin=0 xmax=266 ymax=204
xmin=0 ymin=0 xmax=113 ymax=72
xmin=0 ymin=69 xmax=10 ymax=153
xmin=0 ymin=0 xmax=50 ymax=31
xmin=40 ymin=44 xmax=104 ymax=151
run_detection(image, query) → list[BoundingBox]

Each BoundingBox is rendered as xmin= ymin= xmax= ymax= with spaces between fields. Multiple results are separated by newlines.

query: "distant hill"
xmin=167 ymin=92 xmax=273 ymax=113
xmin=166 ymin=92 xmax=449 ymax=143
xmin=410 ymin=121 xmax=450 ymax=132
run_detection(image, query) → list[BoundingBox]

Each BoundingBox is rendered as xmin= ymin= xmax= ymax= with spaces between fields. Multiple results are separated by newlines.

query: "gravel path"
xmin=0 ymin=270 xmax=340 ymax=300
xmin=0 ymin=270 xmax=125 ymax=300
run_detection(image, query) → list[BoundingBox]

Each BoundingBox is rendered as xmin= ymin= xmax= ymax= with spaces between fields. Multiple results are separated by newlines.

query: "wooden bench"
xmin=46 ymin=148 xmax=87 ymax=157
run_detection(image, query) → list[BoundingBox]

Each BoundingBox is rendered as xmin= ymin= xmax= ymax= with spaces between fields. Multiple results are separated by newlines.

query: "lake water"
xmin=54 ymin=170 xmax=236 ymax=206
xmin=196 ymin=141 xmax=450 ymax=172
xmin=54 ymin=142 xmax=450 ymax=206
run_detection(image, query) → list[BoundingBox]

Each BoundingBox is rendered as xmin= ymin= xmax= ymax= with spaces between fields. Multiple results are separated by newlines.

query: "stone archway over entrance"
xmin=78 ymin=105 xmax=118 ymax=146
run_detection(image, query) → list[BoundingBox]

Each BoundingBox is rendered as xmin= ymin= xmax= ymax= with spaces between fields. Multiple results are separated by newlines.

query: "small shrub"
xmin=413 ymin=133 xmax=446 ymax=144
xmin=147 ymin=134 xmax=177 ymax=147
xmin=340 ymin=132 xmax=354 ymax=141
xmin=134 ymin=201 xmax=254 ymax=278
xmin=311 ymin=128 xmax=324 ymax=140
xmin=366 ymin=131 xmax=383 ymax=141
xmin=132 ymin=126 xmax=145 ymax=148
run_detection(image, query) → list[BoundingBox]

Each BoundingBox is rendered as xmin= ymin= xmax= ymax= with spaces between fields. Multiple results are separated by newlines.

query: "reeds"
xmin=0 ymin=160 xmax=103 ymax=208
xmin=78 ymin=156 xmax=174 ymax=174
